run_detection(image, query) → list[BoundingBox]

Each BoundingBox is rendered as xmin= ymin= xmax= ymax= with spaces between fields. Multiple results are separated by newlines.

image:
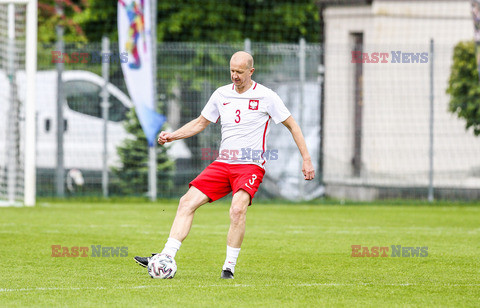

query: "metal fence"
xmin=323 ymin=42 xmax=480 ymax=200
xmin=31 ymin=40 xmax=323 ymax=199
xmin=3 ymin=39 xmax=480 ymax=201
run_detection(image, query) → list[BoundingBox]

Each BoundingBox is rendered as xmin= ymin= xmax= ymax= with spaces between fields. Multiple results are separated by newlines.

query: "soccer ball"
xmin=147 ymin=253 xmax=177 ymax=279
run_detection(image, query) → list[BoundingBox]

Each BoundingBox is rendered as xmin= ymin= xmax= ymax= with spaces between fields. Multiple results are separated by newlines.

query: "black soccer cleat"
xmin=133 ymin=253 xmax=158 ymax=268
xmin=221 ymin=269 xmax=234 ymax=279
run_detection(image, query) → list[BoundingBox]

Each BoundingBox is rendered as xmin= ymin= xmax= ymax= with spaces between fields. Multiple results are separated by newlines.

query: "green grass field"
xmin=0 ymin=199 xmax=479 ymax=307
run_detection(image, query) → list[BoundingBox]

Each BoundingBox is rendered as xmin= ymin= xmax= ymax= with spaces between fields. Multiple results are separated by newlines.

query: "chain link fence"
xmin=2 ymin=0 xmax=480 ymax=202
xmin=32 ymin=40 xmax=323 ymax=199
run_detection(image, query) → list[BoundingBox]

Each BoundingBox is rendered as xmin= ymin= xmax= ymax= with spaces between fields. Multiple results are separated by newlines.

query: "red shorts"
xmin=190 ymin=161 xmax=265 ymax=205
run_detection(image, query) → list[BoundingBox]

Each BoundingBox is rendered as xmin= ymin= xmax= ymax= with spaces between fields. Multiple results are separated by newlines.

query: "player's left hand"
xmin=302 ymin=158 xmax=315 ymax=180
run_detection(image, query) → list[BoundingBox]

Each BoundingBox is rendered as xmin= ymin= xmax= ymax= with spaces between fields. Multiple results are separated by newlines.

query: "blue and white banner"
xmin=118 ymin=0 xmax=165 ymax=146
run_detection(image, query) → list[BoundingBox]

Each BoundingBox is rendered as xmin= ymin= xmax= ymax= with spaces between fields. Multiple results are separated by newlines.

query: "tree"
xmin=77 ymin=0 xmax=321 ymax=43
xmin=38 ymin=0 xmax=88 ymax=43
xmin=447 ymin=41 xmax=480 ymax=136
xmin=111 ymin=108 xmax=174 ymax=196
xmin=155 ymin=0 xmax=320 ymax=43
xmin=72 ymin=0 xmax=118 ymax=42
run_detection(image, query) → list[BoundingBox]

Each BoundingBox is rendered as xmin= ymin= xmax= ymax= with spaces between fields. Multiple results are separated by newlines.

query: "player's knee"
xmin=229 ymin=205 xmax=247 ymax=224
xmin=178 ymin=195 xmax=198 ymax=215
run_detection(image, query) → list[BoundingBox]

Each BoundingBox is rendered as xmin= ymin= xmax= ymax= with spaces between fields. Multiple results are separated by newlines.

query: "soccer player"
xmin=134 ymin=51 xmax=315 ymax=279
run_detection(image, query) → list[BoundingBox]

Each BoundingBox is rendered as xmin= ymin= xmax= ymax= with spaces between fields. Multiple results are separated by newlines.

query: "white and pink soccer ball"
xmin=147 ymin=253 xmax=177 ymax=279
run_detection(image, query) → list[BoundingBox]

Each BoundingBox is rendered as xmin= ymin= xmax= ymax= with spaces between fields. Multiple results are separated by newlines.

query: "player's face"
xmin=230 ymin=59 xmax=254 ymax=91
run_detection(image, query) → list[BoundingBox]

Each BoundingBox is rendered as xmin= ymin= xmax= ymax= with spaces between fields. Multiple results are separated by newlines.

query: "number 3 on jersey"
xmin=245 ymin=174 xmax=257 ymax=189
xmin=235 ymin=109 xmax=241 ymax=123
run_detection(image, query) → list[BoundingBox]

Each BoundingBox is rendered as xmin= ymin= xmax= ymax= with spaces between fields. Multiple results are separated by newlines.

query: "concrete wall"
xmin=323 ymin=1 xmax=480 ymax=191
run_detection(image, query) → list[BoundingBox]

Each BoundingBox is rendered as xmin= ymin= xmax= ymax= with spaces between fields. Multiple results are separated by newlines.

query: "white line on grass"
xmin=1 ymin=283 xmax=479 ymax=293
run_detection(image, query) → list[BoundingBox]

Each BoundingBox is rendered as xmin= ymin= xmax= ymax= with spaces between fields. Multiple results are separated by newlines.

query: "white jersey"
xmin=201 ymin=81 xmax=291 ymax=168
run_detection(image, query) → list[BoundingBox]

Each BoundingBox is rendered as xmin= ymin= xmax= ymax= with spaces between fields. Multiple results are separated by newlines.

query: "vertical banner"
xmin=118 ymin=0 xmax=165 ymax=146
xmin=471 ymin=0 xmax=480 ymax=81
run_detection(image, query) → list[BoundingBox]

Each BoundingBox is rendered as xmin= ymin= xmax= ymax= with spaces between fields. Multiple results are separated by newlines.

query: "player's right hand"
xmin=157 ymin=131 xmax=173 ymax=145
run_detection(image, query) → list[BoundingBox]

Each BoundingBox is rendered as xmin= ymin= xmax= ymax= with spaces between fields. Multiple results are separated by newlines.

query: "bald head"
xmin=230 ymin=51 xmax=254 ymax=69
xmin=230 ymin=51 xmax=255 ymax=93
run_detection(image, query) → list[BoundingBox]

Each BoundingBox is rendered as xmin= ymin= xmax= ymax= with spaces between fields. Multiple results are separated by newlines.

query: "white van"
xmin=0 ymin=70 xmax=190 ymax=173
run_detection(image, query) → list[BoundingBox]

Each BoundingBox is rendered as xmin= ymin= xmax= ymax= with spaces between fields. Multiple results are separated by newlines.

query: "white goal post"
xmin=0 ymin=0 xmax=36 ymax=206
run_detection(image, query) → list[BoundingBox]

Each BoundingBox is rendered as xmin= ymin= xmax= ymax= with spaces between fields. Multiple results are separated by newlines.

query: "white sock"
xmin=161 ymin=237 xmax=182 ymax=258
xmin=223 ymin=246 xmax=241 ymax=273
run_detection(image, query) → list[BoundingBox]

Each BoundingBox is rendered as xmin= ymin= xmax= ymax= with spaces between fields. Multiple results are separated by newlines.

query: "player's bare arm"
xmin=282 ymin=116 xmax=315 ymax=181
xmin=158 ymin=115 xmax=211 ymax=145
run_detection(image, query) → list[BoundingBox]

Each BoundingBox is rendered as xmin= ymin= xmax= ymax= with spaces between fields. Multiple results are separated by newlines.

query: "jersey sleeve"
xmin=267 ymin=90 xmax=291 ymax=124
xmin=201 ymin=90 xmax=221 ymax=123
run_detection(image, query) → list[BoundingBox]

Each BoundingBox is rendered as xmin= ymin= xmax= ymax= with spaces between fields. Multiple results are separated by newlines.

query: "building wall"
xmin=323 ymin=0 xmax=480 ymax=188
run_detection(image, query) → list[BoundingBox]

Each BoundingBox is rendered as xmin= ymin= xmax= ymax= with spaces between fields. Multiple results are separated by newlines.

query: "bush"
xmin=447 ymin=40 xmax=480 ymax=136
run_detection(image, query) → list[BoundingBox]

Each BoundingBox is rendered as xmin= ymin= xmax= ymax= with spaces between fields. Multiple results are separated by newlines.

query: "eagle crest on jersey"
xmin=248 ymin=100 xmax=259 ymax=110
